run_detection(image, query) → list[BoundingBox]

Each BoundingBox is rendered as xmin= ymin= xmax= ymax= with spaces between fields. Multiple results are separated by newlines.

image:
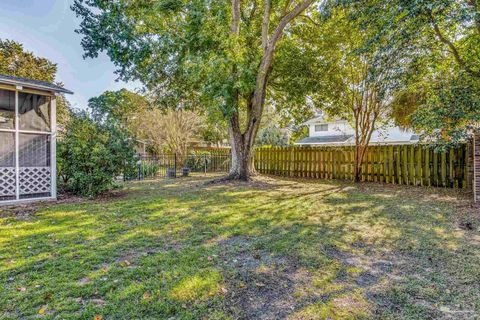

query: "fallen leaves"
xmin=91 ymin=298 xmax=106 ymax=306
xmin=38 ymin=305 xmax=47 ymax=315
xmin=120 ymin=259 xmax=131 ymax=267
xmin=142 ymin=291 xmax=151 ymax=300
xmin=16 ymin=287 xmax=26 ymax=292
xmin=93 ymin=315 xmax=103 ymax=320
xmin=78 ymin=277 xmax=91 ymax=285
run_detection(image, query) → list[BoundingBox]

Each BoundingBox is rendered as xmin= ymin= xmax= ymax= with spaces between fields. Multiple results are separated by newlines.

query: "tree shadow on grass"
xmin=0 ymin=175 xmax=478 ymax=319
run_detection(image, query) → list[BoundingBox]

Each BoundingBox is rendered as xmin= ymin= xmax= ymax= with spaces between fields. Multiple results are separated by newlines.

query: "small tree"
xmin=58 ymin=113 xmax=136 ymax=197
xmin=89 ymin=89 xmax=149 ymax=133
xmin=346 ymin=0 xmax=480 ymax=143
xmin=256 ymin=125 xmax=290 ymax=146
xmin=136 ymin=109 xmax=202 ymax=162
xmin=299 ymin=9 xmax=393 ymax=182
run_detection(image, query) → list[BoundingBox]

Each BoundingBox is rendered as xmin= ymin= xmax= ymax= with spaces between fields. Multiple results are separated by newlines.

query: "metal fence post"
xmin=174 ymin=153 xmax=177 ymax=178
xmin=138 ymin=161 xmax=141 ymax=181
xmin=204 ymin=154 xmax=207 ymax=175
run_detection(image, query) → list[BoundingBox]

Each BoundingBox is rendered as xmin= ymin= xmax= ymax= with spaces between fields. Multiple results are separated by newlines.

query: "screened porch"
xmin=0 ymin=74 xmax=72 ymax=204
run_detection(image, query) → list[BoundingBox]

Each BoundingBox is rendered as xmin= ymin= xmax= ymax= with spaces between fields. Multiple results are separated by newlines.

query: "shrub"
xmin=184 ymin=150 xmax=211 ymax=171
xmin=57 ymin=113 xmax=136 ymax=197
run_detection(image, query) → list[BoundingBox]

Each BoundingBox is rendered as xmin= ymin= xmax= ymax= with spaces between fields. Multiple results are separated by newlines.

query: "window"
xmin=315 ymin=124 xmax=328 ymax=132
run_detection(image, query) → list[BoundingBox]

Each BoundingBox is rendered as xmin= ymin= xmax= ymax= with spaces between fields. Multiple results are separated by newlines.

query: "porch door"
xmin=17 ymin=92 xmax=52 ymax=199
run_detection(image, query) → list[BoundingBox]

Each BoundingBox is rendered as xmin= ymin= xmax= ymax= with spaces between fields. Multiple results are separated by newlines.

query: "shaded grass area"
xmin=1 ymin=174 xmax=479 ymax=319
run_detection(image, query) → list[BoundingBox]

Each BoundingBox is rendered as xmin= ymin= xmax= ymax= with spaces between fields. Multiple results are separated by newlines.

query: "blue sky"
xmin=0 ymin=0 xmax=141 ymax=109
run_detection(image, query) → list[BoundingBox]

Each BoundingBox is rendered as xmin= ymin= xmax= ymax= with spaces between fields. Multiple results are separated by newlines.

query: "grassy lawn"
xmin=1 ymin=174 xmax=479 ymax=319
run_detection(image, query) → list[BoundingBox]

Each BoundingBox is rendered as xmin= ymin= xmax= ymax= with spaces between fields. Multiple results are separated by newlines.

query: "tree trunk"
xmin=354 ymin=144 xmax=365 ymax=182
xmin=229 ymin=141 xmax=255 ymax=180
xmin=223 ymin=0 xmax=315 ymax=181
xmin=227 ymin=110 xmax=258 ymax=181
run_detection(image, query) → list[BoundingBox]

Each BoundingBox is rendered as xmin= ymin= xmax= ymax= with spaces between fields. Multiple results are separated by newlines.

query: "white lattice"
xmin=19 ymin=167 xmax=51 ymax=195
xmin=0 ymin=167 xmax=16 ymax=196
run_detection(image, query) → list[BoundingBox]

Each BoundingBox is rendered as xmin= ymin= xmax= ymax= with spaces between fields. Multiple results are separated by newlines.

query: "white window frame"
xmin=0 ymin=87 xmax=56 ymax=205
xmin=315 ymin=124 xmax=328 ymax=132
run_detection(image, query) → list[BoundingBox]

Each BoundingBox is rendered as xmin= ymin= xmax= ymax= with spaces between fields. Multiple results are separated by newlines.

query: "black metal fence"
xmin=125 ymin=153 xmax=231 ymax=181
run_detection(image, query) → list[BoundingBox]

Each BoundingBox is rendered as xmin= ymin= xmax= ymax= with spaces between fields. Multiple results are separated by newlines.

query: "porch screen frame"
xmin=0 ymin=86 xmax=56 ymax=204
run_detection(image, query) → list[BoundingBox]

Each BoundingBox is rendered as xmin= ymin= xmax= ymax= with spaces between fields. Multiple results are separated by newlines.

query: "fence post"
xmin=204 ymin=154 xmax=207 ymax=175
xmin=138 ymin=160 xmax=142 ymax=181
xmin=174 ymin=153 xmax=177 ymax=178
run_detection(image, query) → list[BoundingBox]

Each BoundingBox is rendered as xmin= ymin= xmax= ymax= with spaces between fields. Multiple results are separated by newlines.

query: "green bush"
xmin=184 ymin=150 xmax=211 ymax=171
xmin=140 ymin=161 xmax=160 ymax=178
xmin=57 ymin=113 xmax=136 ymax=197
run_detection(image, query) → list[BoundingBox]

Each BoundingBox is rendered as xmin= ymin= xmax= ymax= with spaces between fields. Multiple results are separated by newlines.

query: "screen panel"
xmin=18 ymin=93 xmax=51 ymax=132
xmin=0 ymin=132 xmax=16 ymax=201
xmin=0 ymin=89 xmax=15 ymax=130
xmin=18 ymin=133 xmax=51 ymax=199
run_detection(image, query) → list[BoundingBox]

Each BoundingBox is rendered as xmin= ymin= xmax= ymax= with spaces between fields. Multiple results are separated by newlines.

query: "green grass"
xmin=1 ymin=174 xmax=479 ymax=319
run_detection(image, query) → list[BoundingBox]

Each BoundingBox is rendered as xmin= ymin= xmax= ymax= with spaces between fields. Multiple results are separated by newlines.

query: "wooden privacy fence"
xmin=254 ymin=145 xmax=471 ymax=189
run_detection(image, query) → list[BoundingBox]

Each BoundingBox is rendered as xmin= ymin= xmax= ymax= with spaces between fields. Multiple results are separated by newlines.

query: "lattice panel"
xmin=0 ymin=167 xmax=16 ymax=196
xmin=19 ymin=167 xmax=51 ymax=195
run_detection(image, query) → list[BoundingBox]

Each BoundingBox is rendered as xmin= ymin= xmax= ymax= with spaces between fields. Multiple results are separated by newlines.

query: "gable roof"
xmin=296 ymin=135 xmax=354 ymax=145
xmin=0 ymin=74 xmax=73 ymax=94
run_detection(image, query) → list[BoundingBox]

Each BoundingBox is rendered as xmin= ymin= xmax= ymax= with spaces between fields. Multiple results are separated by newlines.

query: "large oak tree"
xmin=72 ymin=0 xmax=324 ymax=180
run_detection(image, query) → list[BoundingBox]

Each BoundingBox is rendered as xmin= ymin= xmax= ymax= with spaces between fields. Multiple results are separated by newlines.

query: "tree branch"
xmin=429 ymin=11 xmax=480 ymax=77
xmin=269 ymin=0 xmax=317 ymax=47
xmin=262 ymin=0 xmax=270 ymax=52
xmin=231 ymin=0 xmax=241 ymax=34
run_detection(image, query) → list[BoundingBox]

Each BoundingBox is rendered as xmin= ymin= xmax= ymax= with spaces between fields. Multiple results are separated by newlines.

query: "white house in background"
xmin=0 ymin=74 xmax=73 ymax=205
xmin=296 ymin=113 xmax=419 ymax=146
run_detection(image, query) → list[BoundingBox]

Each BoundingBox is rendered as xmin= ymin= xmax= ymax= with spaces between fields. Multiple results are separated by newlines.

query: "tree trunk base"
xmin=206 ymin=170 xmax=258 ymax=185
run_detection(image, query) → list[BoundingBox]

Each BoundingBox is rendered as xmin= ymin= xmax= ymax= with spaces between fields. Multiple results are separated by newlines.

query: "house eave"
xmin=0 ymin=75 xmax=73 ymax=95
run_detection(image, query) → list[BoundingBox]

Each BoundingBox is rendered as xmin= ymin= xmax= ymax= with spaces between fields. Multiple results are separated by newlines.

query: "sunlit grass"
xmin=0 ymin=174 xmax=478 ymax=319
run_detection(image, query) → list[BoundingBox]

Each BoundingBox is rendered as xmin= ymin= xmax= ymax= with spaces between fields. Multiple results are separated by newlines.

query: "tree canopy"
xmin=344 ymin=0 xmax=480 ymax=144
xmin=73 ymin=0 xmax=327 ymax=179
xmin=0 ymin=38 xmax=71 ymax=124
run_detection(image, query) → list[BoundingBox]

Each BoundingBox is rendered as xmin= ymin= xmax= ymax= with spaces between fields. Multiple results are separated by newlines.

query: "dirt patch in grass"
xmin=218 ymin=236 xmax=306 ymax=319
xmin=454 ymin=202 xmax=480 ymax=231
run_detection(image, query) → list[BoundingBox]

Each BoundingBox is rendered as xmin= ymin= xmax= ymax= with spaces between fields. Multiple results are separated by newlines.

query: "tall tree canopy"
xmin=88 ymin=88 xmax=149 ymax=132
xmin=345 ymin=0 xmax=480 ymax=145
xmin=72 ymin=0 xmax=325 ymax=180
xmin=0 ymin=39 xmax=57 ymax=82
xmin=288 ymin=8 xmax=397 ymax=180
xmin=0 ymin=39 xmax=71 ymax=124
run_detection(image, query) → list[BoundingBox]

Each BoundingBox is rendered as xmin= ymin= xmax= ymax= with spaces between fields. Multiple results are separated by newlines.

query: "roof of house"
xmin=0 ymin=74 xmax=73 ymax=94
xmin=296 ymin=135 xmax=354 ymax=145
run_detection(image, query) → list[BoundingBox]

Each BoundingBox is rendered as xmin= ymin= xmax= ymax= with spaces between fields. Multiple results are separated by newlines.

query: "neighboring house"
xmin=134 ymin=139 xmax=150 ymax=156
xmin=296 ymin=114 xmax=419 ymax=146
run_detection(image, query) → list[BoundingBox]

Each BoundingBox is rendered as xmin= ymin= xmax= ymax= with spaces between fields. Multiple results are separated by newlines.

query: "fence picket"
xmin=186 ymin=145 xmax=469 ymax=190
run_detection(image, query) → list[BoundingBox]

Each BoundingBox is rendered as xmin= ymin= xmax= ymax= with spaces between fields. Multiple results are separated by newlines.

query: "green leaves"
xmin=57 ymin=112 xmax=136 ymax=197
